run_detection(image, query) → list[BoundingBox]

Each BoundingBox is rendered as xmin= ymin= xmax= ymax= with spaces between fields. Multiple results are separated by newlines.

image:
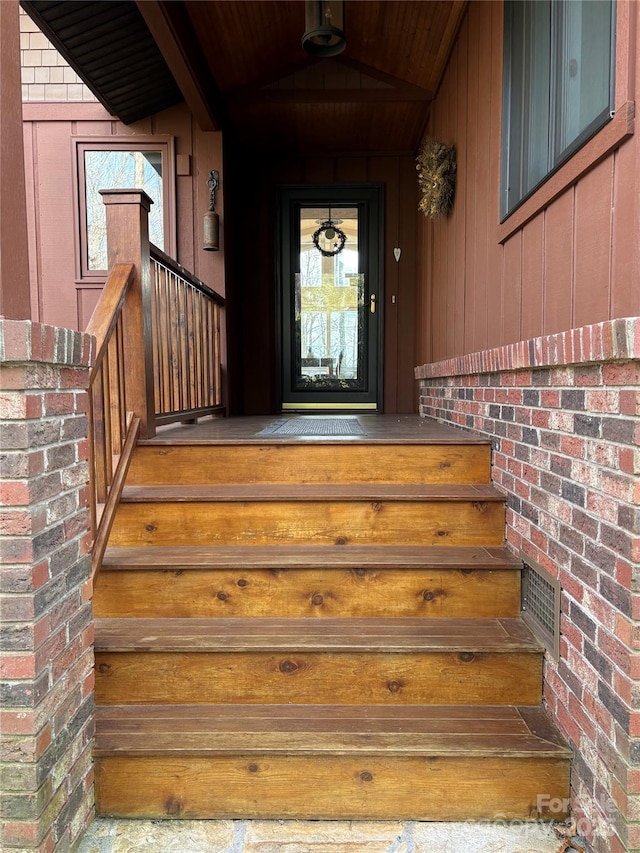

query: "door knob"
xmin=370 ymin=293 xmax=376 ymax=314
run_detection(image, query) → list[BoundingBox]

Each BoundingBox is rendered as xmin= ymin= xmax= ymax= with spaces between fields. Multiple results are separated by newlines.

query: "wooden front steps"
xmin=93 ymin=424 xmax=570 ymax=820
xmin=95 ymin=616 xmax=543 ymax=706
xmin=95 ymin=544 xmax=522 ymax=618
xmin=125 ymin=441 xmax=492 ymax=485
xmin=95 ymin=704 xmax=570 ymax=821
xmin=109 ymin=483 xmax=507 ymax=547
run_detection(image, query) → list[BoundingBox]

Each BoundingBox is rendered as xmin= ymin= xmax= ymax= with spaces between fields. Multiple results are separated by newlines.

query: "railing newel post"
xmin=100 ymin=189 xmax=156 ymax=439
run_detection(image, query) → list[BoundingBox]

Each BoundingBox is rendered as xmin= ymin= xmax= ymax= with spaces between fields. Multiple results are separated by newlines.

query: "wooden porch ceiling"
xmin=21 ymin=0 xmax=467 ymax=156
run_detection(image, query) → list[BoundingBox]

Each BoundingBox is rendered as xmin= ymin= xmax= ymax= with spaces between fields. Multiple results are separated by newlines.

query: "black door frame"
xmin=276 ymin=184 xmax=384 ymax=412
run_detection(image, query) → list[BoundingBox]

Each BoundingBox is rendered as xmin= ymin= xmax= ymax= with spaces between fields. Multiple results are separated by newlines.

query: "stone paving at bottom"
xmin=78 ymin=819 xmax=566 ymax=853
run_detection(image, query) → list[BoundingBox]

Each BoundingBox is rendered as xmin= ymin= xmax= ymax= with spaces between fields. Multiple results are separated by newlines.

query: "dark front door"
xmin=278 ymin=185 xmax=383 ymax=412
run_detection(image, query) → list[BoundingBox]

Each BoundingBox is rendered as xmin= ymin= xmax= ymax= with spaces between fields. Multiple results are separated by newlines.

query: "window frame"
xmin=500 ymin=0 xmax=616 ymax=222
xmin=74 ymin=137 xmax=176 ymax=280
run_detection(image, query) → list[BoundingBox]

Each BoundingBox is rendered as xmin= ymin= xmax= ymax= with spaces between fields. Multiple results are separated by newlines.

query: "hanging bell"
xmin=203 ymin=210 xmax=219 ymax=251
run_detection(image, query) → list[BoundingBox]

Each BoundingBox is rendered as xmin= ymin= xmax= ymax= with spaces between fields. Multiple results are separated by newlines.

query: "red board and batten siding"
xmin=21 ymin=101 xmax=224 ymax=333
xmin=417 ymin=0 xmax=640 ymax=366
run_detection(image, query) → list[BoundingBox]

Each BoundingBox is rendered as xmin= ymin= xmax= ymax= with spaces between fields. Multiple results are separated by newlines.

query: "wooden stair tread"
xmin=94 ymin=703 xmax=570 ymax=758
xmin=94 ymin=616 xmax=542 ymax=653
xmin=119 ymin=483 xmax=506 ymax=502
xmin=100 ymin=544 xmax=522 ymax=571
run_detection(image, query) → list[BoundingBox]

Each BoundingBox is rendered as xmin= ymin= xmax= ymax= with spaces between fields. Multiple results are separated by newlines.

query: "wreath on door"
xmin=313 ymin=215 xmax=347 ymax=257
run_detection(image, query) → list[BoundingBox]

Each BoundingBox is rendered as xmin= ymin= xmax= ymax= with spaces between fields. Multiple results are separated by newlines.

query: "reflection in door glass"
xmin=295 ymin=207 xmax=365 ymax=391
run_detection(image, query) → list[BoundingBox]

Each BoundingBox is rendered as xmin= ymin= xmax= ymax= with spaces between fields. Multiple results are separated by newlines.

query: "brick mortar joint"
xmin=414 ymin=317 xmax=640 ymax=380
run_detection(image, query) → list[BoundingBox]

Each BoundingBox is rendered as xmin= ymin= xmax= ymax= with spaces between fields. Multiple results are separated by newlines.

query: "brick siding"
xmin=417 ymin=317 xmax=640 ymax=853
xmin=19 ymin=10 xmax=96 ymax=103
xmin=0 ymin=319 xmax=95 ymax=852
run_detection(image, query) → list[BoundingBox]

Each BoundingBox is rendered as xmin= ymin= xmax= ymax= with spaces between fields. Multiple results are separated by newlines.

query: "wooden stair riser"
xmin=109 ymin=500 xmax=506 ymax=547
xmin=127 ymin=443 xmax=492 ymax=486
xmin=94 ymin=421 xmax=571 ymax=823
xmin=95 ymin=651 xmax=542 ymax=706
xmin=95 ymin=754 xmax=569 ymax=820
xmin=94 ymin=567 xmax=521 ymax=619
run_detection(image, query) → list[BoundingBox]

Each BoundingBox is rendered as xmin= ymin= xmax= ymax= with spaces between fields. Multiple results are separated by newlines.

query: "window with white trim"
xmin=501 ymin=0 xmax=615 ymax=219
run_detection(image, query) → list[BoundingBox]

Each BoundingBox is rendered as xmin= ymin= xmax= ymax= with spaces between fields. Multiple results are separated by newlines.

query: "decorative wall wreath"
xmin=416 ymin=138 xmax=457 ymax=219
xmin=313 ymin=220 xmax=347 ymax=256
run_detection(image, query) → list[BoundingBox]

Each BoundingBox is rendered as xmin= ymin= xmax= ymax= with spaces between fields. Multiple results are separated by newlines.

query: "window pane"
xmin=522 ymin=1 xmax=551 ymax=196
xmin=84 ymin=150 xmax=164 ymax=270
xmin=501 ymin=0 xmax=613 ymax=218
xmin=295 ymin=207 xmax=365 ymax=391
xmin=555 ymin=0 xmax=613 ymax=157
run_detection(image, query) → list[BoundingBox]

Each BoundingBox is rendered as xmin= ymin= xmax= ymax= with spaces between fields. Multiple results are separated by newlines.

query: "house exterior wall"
xmin=22 ymin=101 xmax=224 ymax=333
xmin=19 ymin=9 xmax=95 ymax=104
xmin=415 ymin=3 xmax=640 ymax=852
xmin=19 ymin=11 xmax=225 ymax=335
xmin=417 ymin=0 xmax=639 ymax=365
xmin=417 ymin=318 xmax=640 ymax=853
xmin=0 ymin=319 xmax=95 ymax=852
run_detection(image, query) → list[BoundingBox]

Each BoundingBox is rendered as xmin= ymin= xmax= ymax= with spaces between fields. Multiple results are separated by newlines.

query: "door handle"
xmin=370 ymin=293 xmax=376 ymax=314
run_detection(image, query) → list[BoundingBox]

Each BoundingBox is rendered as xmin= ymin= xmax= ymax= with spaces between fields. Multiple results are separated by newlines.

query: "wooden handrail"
xmin=150 ymin=244 xmax=225 ymax=305
xmin=86 ymin=263 xmax=135 ymax=361
xmin=87 ymin=262 xmax=138 ymax=586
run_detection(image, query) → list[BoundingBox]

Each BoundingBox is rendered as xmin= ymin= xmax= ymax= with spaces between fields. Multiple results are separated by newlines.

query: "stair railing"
xmin=86 ymin=189 xmax=225 ymax=583
xmin=150 ymin=245 xmax=224 ymax=424
xmin=86 ymin=261 xmax=141 ymax=582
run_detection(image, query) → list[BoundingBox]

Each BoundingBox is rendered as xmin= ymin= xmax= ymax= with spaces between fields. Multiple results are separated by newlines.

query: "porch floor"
xmin=78 ymin=817 xmax=565 ymax=852
xmin=147 ymin=414 xmax=487 ymax=444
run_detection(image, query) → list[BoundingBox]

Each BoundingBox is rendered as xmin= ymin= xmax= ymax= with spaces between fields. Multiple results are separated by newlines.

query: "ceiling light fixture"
xmin=302 ymin=0 xmax=346 ymax=57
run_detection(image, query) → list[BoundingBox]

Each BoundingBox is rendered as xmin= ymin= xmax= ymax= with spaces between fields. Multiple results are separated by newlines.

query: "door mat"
xmin=257 ymin=418 xmax=366 ymax=436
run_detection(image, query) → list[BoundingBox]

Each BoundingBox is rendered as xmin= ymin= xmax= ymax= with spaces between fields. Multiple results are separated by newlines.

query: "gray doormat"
xmin=257 ymin=418 xmax=366 ymax=436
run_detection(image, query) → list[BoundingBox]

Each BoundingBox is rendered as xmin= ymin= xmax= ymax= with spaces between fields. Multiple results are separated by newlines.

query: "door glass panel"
xmin=294 ymin=206 xmax=365 ymax=392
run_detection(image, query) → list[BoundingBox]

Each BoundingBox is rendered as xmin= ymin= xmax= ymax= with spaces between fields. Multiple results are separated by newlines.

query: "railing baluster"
xmin=160 ymin=266 xmax=170 ymax=414
xmin=152 ymin=262 xmax=161 ymax=414
xmin=145 ymin=247 xmax=225 ymax=424
xmin=92 ymin=368 xmax=107 ymax=504
xmin=101 ymin=352 xmax=113 ymax=488
xmin=171 ymin=271 xmax=181 ymax=412
xmin=214 ymin=303 xmax=221 ymax=406
xmin=116 ymin=318 xmax=127 ymax=438
xmin=194 ymin=290 xmax=202 ymax=410
xmin=208 ymin=301 xmax=213 ymax=407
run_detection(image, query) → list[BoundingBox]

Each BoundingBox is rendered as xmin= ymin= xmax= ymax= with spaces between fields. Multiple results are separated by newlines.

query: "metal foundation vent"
xmin=520 ymin=551 xmax=561 ymax=660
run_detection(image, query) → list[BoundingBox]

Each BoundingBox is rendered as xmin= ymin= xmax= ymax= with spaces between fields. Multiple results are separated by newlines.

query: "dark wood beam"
xmin=230 ymin=87 xmax=432 ymax=106
xmin=337 ymin=56 xmax=434 ymax=99
xmin=227 ymin=54 xmax=432 ymax=108
xmin=135 ymin=0 xmax=226 ymax=132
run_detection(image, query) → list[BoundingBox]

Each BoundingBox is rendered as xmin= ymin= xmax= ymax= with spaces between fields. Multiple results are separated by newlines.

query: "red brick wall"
xmin=417 ymin=317 xmax=640 ymax=853
xmin=0 ymin=319 xmax=95 ymax=852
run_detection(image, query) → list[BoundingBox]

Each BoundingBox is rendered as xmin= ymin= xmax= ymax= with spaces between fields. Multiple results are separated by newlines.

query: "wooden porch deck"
xmin=144 ymin=414 xmax=488 ymax=444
